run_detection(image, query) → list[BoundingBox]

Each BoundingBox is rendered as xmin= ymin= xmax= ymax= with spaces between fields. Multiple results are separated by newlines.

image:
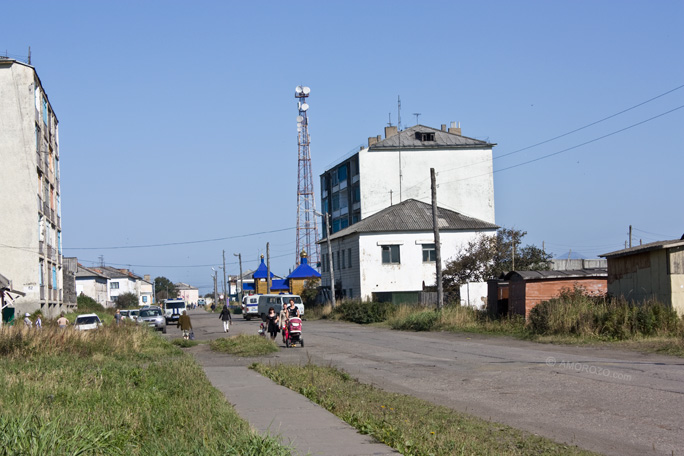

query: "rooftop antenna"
xmin=413 ymin=113 xmax=421 ymax=124
xmin=294 ymin=85 xmax=321 ymax=267
xmin=28 ymin=46 xmax=31 ymax=65
xmin=387 ymin=113 xmax=392 ymax=127
xmin=397 ymin=95 xmax=402 ymax=131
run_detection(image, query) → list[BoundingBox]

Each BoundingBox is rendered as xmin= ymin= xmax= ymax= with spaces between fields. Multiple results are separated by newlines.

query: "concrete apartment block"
xmin=0 ymin=58 xmax=66 ymax=318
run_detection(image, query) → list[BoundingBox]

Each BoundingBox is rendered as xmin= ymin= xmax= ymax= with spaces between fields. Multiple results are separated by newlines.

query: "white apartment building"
xmin=318 ymin=199 xmax=498 ymax=302
xmin=0 ymin=58 xmax=64 ymax=317
xmin=320 ymin=123 xmax=495 ymax=234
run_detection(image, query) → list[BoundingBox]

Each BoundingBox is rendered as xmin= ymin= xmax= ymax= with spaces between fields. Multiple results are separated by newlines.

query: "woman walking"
xmin=266 ymin=307 xmax=280 ymax=341
xmin=219 ymin=304 xmax=232 ymax=333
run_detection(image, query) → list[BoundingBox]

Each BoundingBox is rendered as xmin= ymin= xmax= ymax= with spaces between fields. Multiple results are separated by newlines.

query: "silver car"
xmin=136 ymin=306 xmax=166 ymax=333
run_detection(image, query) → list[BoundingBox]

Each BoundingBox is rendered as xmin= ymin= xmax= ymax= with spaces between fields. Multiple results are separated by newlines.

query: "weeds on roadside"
xmin=253 ymin=362 xmax=596 ymax=456
xmin=0 ymin=325 xmax=290 ymax=455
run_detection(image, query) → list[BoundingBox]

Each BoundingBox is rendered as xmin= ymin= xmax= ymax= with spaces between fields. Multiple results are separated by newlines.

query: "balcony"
xmin=39 ymin=241 xmax=45 ymax=256
xmin=50 ymin=208 xmax=55 ymax=221
xmin=56 ymin=215 xmax=61 ymax=229
xmin=47 ymin=245 xmax=55 ymax=261
xmin=40 ymin=286 xmax=45 ymax=301
xmin=42 ymin=201 xmax=49 ymax=215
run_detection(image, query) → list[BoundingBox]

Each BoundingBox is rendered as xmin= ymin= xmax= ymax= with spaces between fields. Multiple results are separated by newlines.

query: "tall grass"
xmin=388 ymin=305 xmax=526 ymax=335
xmin=0 ymin=325 xmax=290 ymax=455
xmin=528 ymin=288 xmax=684 ymax=340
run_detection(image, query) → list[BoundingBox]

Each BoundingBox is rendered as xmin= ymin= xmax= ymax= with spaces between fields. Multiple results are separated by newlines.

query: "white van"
xmin=164 ymin=298 xmax=187 ymax=324
xmin=242 ymin=295 xmax=259 ymax=320
xmin=257 ymin=294 xmax=304 ymax=321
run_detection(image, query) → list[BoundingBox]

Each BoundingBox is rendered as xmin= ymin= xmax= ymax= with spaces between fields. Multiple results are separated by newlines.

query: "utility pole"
xmin=266 ymin=242 xmax=271 ymax=294
xmin=315 ymin=210 xmax=335 ymax=308
xmin=222 ymin=250 xmax=227 ymax=304
xmin=212 ymin=268 xmax=218 ymax=308
xmin=233 ymin=253 xmax=243 ymax=302
xmin=629 ymin=225 xmax=633 ymax=248
xmin=430 ymin=168 xmax=443 ymax=310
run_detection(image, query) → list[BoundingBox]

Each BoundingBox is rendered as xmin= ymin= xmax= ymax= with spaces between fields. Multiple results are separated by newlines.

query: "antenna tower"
xmin=294 ymin=86 xmax=320 ymax=267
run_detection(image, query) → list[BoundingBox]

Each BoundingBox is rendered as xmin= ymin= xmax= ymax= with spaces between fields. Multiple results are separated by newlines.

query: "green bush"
xmin=333 ymin=299 xmax=395 ymax=324
xmin=389 ymin=309 xmax=439 ymax=331
xmin=76 ymin=294 xmax=104 ymax=313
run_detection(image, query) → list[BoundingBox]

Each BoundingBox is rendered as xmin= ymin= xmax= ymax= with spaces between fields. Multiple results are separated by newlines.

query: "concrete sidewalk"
xmin=192 ymin=344 xmax=397 ymax=456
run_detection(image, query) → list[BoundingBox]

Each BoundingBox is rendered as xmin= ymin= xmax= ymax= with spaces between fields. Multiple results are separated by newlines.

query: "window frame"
xmin=381 ymin=245 xmax=401 ymax=264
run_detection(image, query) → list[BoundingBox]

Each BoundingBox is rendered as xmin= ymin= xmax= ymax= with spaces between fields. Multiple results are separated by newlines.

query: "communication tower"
xmin=294 ymin=86 xmax=320 ymax=267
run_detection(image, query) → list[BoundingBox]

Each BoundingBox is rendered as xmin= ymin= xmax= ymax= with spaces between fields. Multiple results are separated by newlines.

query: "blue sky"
xmin=4 ymin=0 xmax=683 ymax=294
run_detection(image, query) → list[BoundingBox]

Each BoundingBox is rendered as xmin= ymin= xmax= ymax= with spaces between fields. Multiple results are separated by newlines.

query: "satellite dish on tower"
xmin=295 ymin=86 xmax=303 ymax=94
xmin=296 ymin=115 xmax=304 ymax=122
xmin=301 ymin=103 xmax=309 ymax=112
xmin=302 ymin=87 xmax=310 ymax=95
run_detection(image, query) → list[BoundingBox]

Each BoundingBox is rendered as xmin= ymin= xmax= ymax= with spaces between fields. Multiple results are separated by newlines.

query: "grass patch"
xmin=0 ymin=325 xmax=290 ymax=455
xmin=171 ymin=338 xmax=203 ymax=348
xmin=210 ymin=334 xmax=279 ymax=357
xmin=252 ymin=362 xmax=596 ymax=456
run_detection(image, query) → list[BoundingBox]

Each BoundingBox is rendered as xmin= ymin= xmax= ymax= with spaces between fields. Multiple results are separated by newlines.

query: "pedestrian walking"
xmin=115 ymin=309 xmax=122 ymax=325
xmin=177 ymin=310 xmax=192 ymax=340
xmin=266 ymin=307 xmax=280 ymax=341
xmin=24 ymin=313 xmax=32 ymax=328
xmin=219 ymin=304 xmax=232 ymax=333
xmin=57 ymin=314 xmax=69 ymax=329
xmin=35 ymin=314 xmax=42 ymax=330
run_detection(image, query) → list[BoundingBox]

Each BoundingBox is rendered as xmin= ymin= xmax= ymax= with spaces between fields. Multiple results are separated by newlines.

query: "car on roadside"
xmin=128 ymin=309 xmax=139 ymax=321
xmin=74 ymin=313 xmax=102 ymax=331
xmin=136 ymin=306 xmax=166 ymax=333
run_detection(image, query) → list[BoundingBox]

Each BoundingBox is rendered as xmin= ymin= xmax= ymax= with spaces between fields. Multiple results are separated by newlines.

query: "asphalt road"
xmin=180 ymin=309 xmax=684 ymax=456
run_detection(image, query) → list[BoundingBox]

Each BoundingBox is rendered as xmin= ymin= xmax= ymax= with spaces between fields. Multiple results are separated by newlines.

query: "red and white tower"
xmin=294 ymin=86 xmax=320 ymax=267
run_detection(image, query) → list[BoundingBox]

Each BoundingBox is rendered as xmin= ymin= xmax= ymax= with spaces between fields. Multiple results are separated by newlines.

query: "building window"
xmin=142 ymin=296 xmax=148 ymax=303
xmin=322 ymin=197 xmax=328 ymax=213
xmin=422 ymin=244 xmax=436 ymax=262
xmin=52 ymin=266 xmax=57 ymax=289
xmin=110 ymin=282 xmax=119 ymax=290
xmin=348 ymin=248 xmax=352 ymax=268
xmin=351 ymin=158 xmax=359 ymax=176
xmin=381 ymin=245 xmax=400 ymax=264
xmin=348 ymin=288 xmax=353 ymax=298
xmin=340 ymin=218 xmax=349 ymax=229
xmin=352 ymin=211 xmax=360 ymax=224
xmin=332 ymin=193 xmax=340 ymax=211
xmin=415 ymin=132 xmax=435 ymax=141
xmin=331 ymin=171 xmax=339 ymax=186
xmin=338 ymin=164 xmax=348 ymax=182
xmin=352 ymin=184 xmax=360 ymax=203
xmin=339 ymin=192 xmax=348 ymax=210
xmin=341 ymin=250 xmax=345 ymax=269
xmin=332 ymin=218 xmax=340 ymax=232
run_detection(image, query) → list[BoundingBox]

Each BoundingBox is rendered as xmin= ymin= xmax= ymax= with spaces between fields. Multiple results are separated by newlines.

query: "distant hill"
xmin=553 ymin=251 xmax=587 ymax=260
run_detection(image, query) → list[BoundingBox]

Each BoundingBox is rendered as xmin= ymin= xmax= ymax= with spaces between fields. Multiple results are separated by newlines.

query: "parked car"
xmin=137 ymin=306 xmax=166 ymax=333
xmin=74 ymin=313 xmax=102 ymax=331
xmin=197 ymin=298 xmax=206 ymax=307
xmin=128 ymin=309 xmax=139 ymax=321
xmin=242 ymin=295 xmax=259 ymax=320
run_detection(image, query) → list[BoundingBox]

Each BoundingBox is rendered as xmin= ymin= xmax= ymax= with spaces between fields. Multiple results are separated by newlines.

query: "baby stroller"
xmin=285 ymin=317 xmax=303 ymax=347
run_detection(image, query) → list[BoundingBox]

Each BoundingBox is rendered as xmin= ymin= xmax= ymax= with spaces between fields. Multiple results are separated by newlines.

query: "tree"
xmin=443 ymin=228 xmax=552 ymax=296
xmin=154 ymin=276 xmax=177 ymax=301
xmin=300 ymin=278 xmax=320 ymax=307
xmin=115 ymin=292 xmax=139 ymax=309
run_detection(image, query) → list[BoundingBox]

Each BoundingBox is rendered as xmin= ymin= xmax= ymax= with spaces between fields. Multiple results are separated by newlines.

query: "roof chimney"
xmin=448 ymin=121 xmax=461 ymax=136
xmin=368 ymin=136 xmax=378 ymax=147
xmin=144 ymin=274 xmax=150 ymax=282
xmin=385 ymin=126 xmax=398 ymax=138
xmin=441 ymin=124 xmax=447 ymax=131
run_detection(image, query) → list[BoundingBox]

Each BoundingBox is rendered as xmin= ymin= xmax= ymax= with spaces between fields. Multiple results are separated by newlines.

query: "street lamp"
xmin=314 ymin=210 xmax=335 ymax=309
xmin=233 ymin=253 xmax=243 ymax=303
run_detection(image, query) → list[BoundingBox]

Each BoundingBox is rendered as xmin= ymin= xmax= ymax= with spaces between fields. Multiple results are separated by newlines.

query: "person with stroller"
xmin=219 ymin=304 xmax=232 ymax=333
xmin=280 ymin=299 xmax=300 ymax=343
xmin=266 ymin=307 xmax=280 ymax=341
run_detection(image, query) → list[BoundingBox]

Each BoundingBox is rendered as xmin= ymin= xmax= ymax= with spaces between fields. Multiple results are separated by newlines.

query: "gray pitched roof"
xmin=322 ymin=199 xmax=498 ymax=242
xmin=370 ymin=125 xmax=494 ymax=150
xmin=600 ymin=239 xmax=684 ymax=259
xmin=505 ymin=269 xmax=607 ymax=281
xmin=75 ymin=265 xmax=108 ymax=279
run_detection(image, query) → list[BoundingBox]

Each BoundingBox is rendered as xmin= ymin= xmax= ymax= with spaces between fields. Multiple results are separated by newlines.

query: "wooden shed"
xmin=504 ymin=270 xmax=607 ymax=319
xmin=600 ymin=239 xmax=684 ymax=316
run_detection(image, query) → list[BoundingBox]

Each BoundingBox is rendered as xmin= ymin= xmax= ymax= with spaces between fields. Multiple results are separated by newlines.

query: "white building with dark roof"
xmin=317 ymin=199 xmax=498 ymax=303
xmin=320 ymin=123 xmax=495 ymax=234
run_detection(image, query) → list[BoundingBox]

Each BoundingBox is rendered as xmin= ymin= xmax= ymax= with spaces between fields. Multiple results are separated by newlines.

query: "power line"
xmin=494 ymin=83 xmax=684 ymax=160
xmin=63 ymin=226 xmax=295 ymax=250
xmin=77 ymin=252 xmax=293 ymax=269
xmin=632 ymin=227 xmax=678 ymax=239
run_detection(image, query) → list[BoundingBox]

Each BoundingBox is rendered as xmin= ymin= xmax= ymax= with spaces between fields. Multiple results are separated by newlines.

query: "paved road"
xmin=180 ymin=309 xmax=684 ymax=456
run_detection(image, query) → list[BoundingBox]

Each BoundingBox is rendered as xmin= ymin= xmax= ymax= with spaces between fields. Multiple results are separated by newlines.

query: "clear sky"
xmin=4 ymin=0 xmax=683 ymax=294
